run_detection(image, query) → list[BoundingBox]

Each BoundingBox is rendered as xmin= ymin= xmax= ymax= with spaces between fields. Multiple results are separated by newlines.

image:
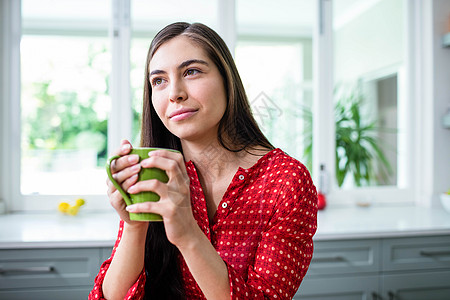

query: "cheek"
xmin=197 ymin=80 xmax=227 ymax=111
xmin=151 ymin=94 xmax=167 ymax=121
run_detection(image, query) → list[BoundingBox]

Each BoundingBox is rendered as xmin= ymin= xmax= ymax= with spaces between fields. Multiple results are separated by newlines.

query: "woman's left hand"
xmin=125 ymin=150 xmax=197 ymax=247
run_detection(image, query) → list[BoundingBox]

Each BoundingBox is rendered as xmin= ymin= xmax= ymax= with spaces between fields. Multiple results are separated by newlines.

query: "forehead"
xmin=149 ymin=35 xmax=209 ymax=71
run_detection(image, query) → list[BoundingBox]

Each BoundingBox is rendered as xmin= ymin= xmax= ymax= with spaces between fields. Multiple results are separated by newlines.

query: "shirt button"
xmin=238 ymin=174 xmax=245 ymax=180
xmin=221 ymin=202 xmax=228 ymax=208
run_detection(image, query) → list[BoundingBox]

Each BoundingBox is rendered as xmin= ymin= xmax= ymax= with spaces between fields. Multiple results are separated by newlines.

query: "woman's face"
xmin=149 ymin=35 xmax=227 ymax=144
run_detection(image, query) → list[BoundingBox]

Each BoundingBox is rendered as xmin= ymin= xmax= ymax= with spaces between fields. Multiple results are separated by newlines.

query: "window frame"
xmin=316 ymin=0 xmax=419 ymax=206
xmin=1 ymin=0 xmax=428 ymax=212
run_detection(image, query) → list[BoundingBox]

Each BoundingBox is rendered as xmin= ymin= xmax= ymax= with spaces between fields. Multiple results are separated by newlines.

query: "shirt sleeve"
xmin=88 ymin=220 xmax=147 ymax=300
xmin=227 ymin=164 xmax=318 ymax=300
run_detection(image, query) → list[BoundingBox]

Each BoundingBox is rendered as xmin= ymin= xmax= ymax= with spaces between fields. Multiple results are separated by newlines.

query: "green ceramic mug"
xmin=106 ymin=147 xmax=178 ymax=221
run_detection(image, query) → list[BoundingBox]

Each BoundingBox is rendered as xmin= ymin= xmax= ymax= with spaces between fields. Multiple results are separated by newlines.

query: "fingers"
xmin=137 ymin=149 xmax=190 ymax=200
xmin=113 ymin=140 xmax=132 ymax=156
xmin=110 ymin=153 xmax=140 ymax=174
xmin=109 ymin=141 xmax=140 ymax=188
xmin=107 ymin=179 xmax=125 ymax=209
xmin=126 ymin=200 xmax=162 ymax=215
xmin=110 ymin=141 xmax=132 ymax=170
xmin=141 ymin=149 xmax=184 ymax=169
xmin=140 ymin=150 xmax=187 ymax=182
xmin=119 ymin=149 xmax=191 ymax=222
xmin=126 ymin=195 xmax=190 ymax=222
xmin=125 ymin=196 xmax=173 ymax=217
xmin=112 ymin=163 xmax=141 ymax=184
xmin=128 ymin=178 xmax=168 ymax=198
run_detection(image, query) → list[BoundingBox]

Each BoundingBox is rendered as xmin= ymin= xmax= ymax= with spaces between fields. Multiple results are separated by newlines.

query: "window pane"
xmin=236 ymin=0 xmax=315 ymax=170
xmin=130 ymin=0 xmax=219 ymax=145
xmin=21 ymin=0 xmax=111 ymax=195
xmin=132 ymin=0 xmax=218 ymax=33
xmin=333 ymin=0 xmax=404 ymax=188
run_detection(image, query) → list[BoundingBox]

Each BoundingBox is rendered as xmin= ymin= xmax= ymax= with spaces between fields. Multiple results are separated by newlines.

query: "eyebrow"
xmin=149 ymin=59 xmax=209 ymax=77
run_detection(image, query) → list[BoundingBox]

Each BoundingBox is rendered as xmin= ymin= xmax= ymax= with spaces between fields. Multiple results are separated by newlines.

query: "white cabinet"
xmin=294 ymin=275 xmax=379 ymax=300
xmin=382 ymin=271 xmax=450 ymax=300
xmin=0 ymin=247 xmax=112 ymax=299
xmin=381 ymin=235 xmax=450 ymax=299
xmin=296 ymin=235 xmax=450 ymax=300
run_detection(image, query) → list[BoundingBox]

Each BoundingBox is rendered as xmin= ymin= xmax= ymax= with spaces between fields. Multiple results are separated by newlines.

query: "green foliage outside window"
xmin=24 ymin=81 xmax=108 ymax=165
xmin=24 ymin=43 xmax=144 ymax=169
xmin=23 ymin=44 xmax=110 ymax=168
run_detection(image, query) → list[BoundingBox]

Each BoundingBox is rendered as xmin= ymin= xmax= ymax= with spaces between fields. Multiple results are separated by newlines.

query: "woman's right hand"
xmin=106 ymin=140 xmax=146 ymax=227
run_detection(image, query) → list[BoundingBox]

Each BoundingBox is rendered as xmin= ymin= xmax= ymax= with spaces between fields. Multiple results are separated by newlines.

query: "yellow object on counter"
xmin=67 ymin=205 xmax=79 ymax=216
xmin=58 ymin=198 xmax=86 ymax=216
xmin=58 ymin=202 xmax=70 ymax=213
xmin=76 ymin=198 xmax=86 ymax=206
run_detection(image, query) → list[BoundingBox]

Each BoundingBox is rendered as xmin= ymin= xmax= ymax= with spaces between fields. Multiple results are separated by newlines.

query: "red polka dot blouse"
xmin=89 ymin=148 xmax=318 ymax=299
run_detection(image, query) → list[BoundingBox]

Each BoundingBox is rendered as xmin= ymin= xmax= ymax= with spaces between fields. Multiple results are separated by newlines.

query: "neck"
xmin=181 ymin=139 xmax=239 ymax=181
xmin=181 ymin=138 xmax=271 ymax=182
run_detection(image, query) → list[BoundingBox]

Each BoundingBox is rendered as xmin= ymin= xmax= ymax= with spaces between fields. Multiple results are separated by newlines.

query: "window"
xmin=130 ymin=0 xmax=219 ymax=143
xmin=21 ymin=34 xmax=111 ymax=195
xmin=235 ymin=0 xmax=315 ymax=169
xmin=333 ymin=0 xmax=404 ymax=189
xmin=1 ymin=0 xmax=420 ymax=211
xmin=15 ymin=0 xmax=111 ymax=210
xmin=330 ymin=0 xmax=413 ymax=204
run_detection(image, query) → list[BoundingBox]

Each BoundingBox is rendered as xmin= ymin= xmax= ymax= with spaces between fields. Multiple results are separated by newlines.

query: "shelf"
xmin=443 ymin=33 xmax=450 ymax=48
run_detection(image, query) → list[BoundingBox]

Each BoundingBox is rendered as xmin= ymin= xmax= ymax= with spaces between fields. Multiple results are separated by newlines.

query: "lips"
xmin=168 ymin=107 xmax=199 ymax=121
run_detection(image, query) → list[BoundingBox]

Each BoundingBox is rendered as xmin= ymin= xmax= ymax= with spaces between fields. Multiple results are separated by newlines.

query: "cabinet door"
xmin=308 ymin=239 xmax=380 ymax=276
xmin=0 ymin=248 xmax=100 ymax=289
xmin=382 ymin=271 xmax=450 ymax=300
xmin=100 ymin=246 xmax=113 ymax=263
xmin=295 ymin=275 xmax=380 ymax=300
xmin=0 ymin=286 xmax=92 ymax=300
xmin=382 ymin=235 xmax=450 ymax=272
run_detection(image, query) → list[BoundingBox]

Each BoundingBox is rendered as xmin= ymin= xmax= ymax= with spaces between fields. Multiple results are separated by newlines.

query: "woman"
xmin=89 ymin=22 xmax=317 ymax=300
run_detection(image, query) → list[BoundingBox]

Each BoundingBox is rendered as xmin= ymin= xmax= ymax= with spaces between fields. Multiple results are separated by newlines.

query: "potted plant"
xmin=300 ymin=86 xmax=394 ymax=187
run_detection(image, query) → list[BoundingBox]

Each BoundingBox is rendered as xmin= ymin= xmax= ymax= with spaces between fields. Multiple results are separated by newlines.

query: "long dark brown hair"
xmin=140 ymin=22 xmax=273 ymax=299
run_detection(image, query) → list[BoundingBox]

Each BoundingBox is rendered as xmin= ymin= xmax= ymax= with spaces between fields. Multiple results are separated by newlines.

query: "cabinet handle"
xmin=420 ymin=250 xmax=450 ymax=257
xmin=0 ymin=266 xmax=55 ymax=274
xmin=371 ymin=292 xmax=382 ymax=300
xmin=388 ymin=291 xmax=396 ymax=300
xmin=313 ymin=256 xmax=345 ymax=262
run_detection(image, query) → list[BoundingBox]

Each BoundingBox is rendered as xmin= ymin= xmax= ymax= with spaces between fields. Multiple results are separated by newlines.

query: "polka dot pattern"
xmin=88 ymin=148 xmax=318 ymax=300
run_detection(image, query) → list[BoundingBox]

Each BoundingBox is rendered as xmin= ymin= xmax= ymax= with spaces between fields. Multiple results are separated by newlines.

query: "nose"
xmin=168 ymin=79 xmax=187 ymax=102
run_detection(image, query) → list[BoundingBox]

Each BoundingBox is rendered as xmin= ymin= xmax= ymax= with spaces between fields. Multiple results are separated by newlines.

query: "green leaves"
xmin=300 ymin=86 xmax=395 ymax=187
xmin=334 ymin=88 xmax=394 ymax=187
xmin=23 ymin=45 xmax=110 ymax=167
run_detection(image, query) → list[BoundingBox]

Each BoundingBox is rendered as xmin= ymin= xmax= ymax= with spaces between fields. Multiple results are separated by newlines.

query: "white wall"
xmin=334 ymin=0 xmax=404 ymax=82
xmin=432 ymin=0 xmax=450 ymax=204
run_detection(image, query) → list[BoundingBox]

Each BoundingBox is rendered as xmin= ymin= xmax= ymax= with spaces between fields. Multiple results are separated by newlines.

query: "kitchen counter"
xmin=315 ymin=205 xmax=450 ymax=240
xmin=0 ymin=212 xmax=120 ymax=249
xmin=1 ymin=206 xmax=450 ymax=249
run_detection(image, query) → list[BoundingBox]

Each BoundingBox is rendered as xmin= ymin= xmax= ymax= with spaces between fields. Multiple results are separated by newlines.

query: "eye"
xmin=185 ymin=69 xmax=200 ymax=76
xmin=151 ymin=77 xmax=164 ymax=87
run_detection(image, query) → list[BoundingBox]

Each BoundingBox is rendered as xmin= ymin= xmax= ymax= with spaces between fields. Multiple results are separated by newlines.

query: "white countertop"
xmin=0 ymin=206 xmax=449 ymax=249
xmin=0 ymin=212 xmax=120 ymax=249
xmin=315 ymin=205 xmax=450 ymax=240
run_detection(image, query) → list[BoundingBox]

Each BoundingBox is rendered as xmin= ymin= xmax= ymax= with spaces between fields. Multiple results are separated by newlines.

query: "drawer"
xmin=100 ymin=246 xmax=113 ymax=262
xmin=307 ymin=239 xmax=380 ymax=276
xmin=381 ymin=270 xmax=450 ymax=300
xmin=382 ymin=235 xmax=450 ymax=272
xmin=0 ymin=286 xmax=92 ymax=300
xmin=0 ymin=248 xmax=100 ymax=289
xmin=296 ymin=275 xmax=379 ymax=300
